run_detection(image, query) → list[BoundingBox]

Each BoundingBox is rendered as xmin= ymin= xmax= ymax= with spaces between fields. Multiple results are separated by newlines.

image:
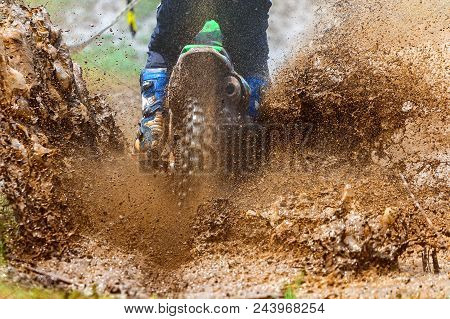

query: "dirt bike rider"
xmin=134 ymin=0 xmax=272 ymax=153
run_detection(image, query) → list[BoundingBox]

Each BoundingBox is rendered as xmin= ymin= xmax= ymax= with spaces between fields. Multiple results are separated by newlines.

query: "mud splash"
xmin=0 ymin=2 xmax=123 ymax=258
xmin=0 ymin=0 xmax=448 ymax=298
xmin=257 ymin=0 xmax=449 ymax=273
xmin=264 ymin=0 xmax=448 ymax=151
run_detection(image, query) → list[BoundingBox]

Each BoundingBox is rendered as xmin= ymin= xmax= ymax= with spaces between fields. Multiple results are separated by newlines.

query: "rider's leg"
xmin=136 ymin=0 xmax=206 ymax=152
xmin=146 ymin=0 xmax=209 ymax=71
xmin=135 ymin=64 xmax=168 ymax=153
xmin=218 ymin=0 xmax=272 ymax=120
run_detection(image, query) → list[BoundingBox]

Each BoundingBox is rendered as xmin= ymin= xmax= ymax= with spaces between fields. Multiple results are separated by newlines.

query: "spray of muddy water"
xmin=266 ymin=0 xmax=448 ymax=152
xmin=75 ymin=157 xmax=223 ymax=269
xmin=76 ymin=0 xmax=449 ymax=276
xmin=260 ymin=0 xmax=448 ymax=269
xmin=271 ymin=0 xmax=448 ymax=201
xmin=1 ymin=0 xmax=448 ymax=296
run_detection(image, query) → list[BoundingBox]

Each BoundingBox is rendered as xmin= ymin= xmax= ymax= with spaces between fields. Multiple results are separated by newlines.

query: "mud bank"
xmin=0 ymin=1 xmax=123 ymax=258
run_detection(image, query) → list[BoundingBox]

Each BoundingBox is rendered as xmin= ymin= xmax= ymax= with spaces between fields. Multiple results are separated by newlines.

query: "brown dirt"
xmin=1 ymin=0 xmax=448 ymax=298
xmin=0 ymin=1 xmax=123 ymax=258
xmin=74 ymin=157 xmax=208 ymax=269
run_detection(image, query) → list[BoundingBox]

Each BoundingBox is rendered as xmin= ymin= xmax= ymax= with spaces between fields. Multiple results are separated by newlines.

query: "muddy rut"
xmin=1 ymin=0 xmax=448 ymax=298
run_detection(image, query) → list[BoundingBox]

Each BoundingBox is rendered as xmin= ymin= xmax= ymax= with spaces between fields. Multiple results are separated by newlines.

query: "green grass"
xmin=283 ymin=271 xmax=305 ymax=299
xmin=72 ymin=36 xmax=143 ymax=78
xmin=0 ymin=281 xmax=96 ymax=299
xmin=25 ymin=0 xmax=160 ymax=20
xmin=24 ymin=0 xmax=160 ymax=77
xmin=24 ymin=0 xmax=78 ymax=20
xmin=26 ymin=0 xmax=76 ymax=8
xmin=72 ymin=0 xmax=160 ymax=77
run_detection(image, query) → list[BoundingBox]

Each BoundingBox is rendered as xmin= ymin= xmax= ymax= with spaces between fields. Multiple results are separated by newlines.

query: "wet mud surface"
xmin=0 ymin=1 xmax=123 ymax=258
xmin=1 ymin=0 xmax=448 ymax=298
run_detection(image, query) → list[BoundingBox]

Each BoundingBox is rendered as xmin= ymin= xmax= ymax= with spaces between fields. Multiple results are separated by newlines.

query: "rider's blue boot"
xmin=245 ymin=76 xmax=267 ymax=120
xmin=134 ymin=68 xmax=168 ymax=153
